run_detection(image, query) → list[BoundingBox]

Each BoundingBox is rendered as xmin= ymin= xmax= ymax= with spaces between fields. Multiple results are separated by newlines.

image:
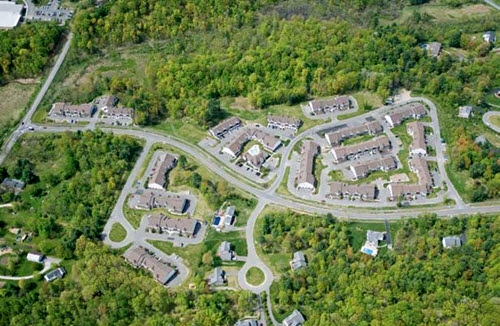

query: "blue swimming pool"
xmin=213 ymin=216 xmax=221 ymax=226
xmin=362 ymin=247 xmax=373 ymax=255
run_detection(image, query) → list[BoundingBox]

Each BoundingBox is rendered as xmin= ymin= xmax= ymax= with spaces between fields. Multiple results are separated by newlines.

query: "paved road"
xmin=0 ymin=256 xmax=61 ymax=281
xmin=237 ymin=201 xmax=275 ymax=294
xmin=484 ymin=0 xmax=500 ymax=10
xmin=483 ymin=111 xmax=500 ymax=133
xmin=0 ymin=33 xmax=73 ymax=166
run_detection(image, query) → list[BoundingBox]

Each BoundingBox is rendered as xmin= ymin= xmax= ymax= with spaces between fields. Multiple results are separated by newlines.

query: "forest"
xmin=0 ymin=131 xmax=142 ymax=258
xmin=259 ymin=211 xmax=500 ymax=325
xmin=0 ymin=22 xmax=64 ymax=84
xmin=0 ymin=237 xmax=256 ymax=325
xmin=64 ymin=0 xmax=500 ymax=200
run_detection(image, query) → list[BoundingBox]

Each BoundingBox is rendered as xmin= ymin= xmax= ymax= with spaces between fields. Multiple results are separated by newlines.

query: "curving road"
xmin=483 ymin=111 xmax=500 ymax=133
xmin=483 ymin=0 xmax=500 ymax=10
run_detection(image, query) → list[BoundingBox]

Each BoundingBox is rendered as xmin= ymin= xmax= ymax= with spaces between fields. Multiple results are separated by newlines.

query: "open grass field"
xmin=485 ymin=92 xmax=500 ymax=106
xmin=109 ymin=223 xmax=127 ymax=242
xmin=245 ymin=267 xmax=265 ymax=286
xmin=489 ymin=114 xmax=500 ymax=128
xmin=398 ymin=4 xmax=492 ymax=23
xmin=0 ymin=82 xmax=37 ymax=125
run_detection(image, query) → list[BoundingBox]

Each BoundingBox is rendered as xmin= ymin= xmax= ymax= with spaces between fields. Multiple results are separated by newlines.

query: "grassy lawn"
xmin=0 ymin=254 xmax=44 ymax=277
xmin=445 ymin=164 xmax=469 ymax=202
xmin=0 ymin=82 xmax=37 ymax=126
xmin=329 ymin=169 xmax=343 ymax=181
xmin=109 ymin=223 xmax=127 ymax=242
xmin=123 ymin=204 xmax=143 ymax=229
xmin=313 ymin=155 xmax=325 ymax=194
xmin=277 ymin=167 xmax=292 ymax=196
xmin=485 ymin=92 xmax=500 ymax=106
xmin=346 ymin=221 xmax=402 ymax=251
xmin=351 ymin=91 xmax=383 ymax=108
xmin=489 ymin=114 xmax=500 ymax=128
xmin=342 ymin=133 xmax=375 ymax=146
xmin=398 ymin=3 xmax=492 ymax=23
xmin=246 ymin=267 xmax=265 ymax=286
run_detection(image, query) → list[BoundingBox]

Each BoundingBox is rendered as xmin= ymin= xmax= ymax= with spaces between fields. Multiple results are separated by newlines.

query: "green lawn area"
xmin=489 ymin=114 xmax=500 ymax=128
xmin=123 ymin=204 xmax=143 ymax=229
xmin=0 ymin=254 xmax=44 ymax=277
xmin=398 ymin=3 xmax=493 ymax=23
xmin=346 ymin=221 xmax=402 ymax=252
xmin=277 ymin=167 xmax=292 ymax=196
xmin=246 ymin=267 xmax=265 ymax=286
xmin=342 ymin=133 xmax=375 ymax=146
xmin=109 ymin=223 xmax=127 ymax=242
xmin=313 ymin=155 xmax=325 ymax=194
xmin=445 ymin=164 xmax=468 ymax=202
xmin=485 ymin=92 xmax=500 ymax=106
xmin=351 ymin=91 xmax=383 ymax=108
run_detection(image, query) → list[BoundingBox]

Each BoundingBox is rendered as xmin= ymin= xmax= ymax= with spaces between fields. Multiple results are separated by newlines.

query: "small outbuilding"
xmin=44 ymin=267 xmax=66 ymax=282
xmin=457 ymin=105 xmax=473 ymax=119
xmin=442 ymin=235 xmax=461 ymax=249
xmin=483 ymin=31 xmax=496 ymax=43
xmin=290 ymin=251 xmax=307 ymax=271
xmin=283 ymin=309 xmax=305 ymax=326
xmin=26 ymin=252 xmax=44 ymax=263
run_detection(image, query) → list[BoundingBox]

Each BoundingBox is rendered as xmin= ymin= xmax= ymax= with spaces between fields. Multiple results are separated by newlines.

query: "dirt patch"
xmin=0 ymin=82 xmax=37 ymax=124
xmin=14 ymin=78 xmax=41 ymax=85
xmin=231 ymin=97 xmax=253 ymax=110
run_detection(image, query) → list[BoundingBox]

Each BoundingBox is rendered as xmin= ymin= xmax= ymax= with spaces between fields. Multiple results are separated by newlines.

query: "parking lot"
xmin=25 ymin=0 xmax=73 ymax=24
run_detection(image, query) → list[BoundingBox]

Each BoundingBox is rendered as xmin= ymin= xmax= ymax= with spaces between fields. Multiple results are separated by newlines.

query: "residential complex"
xmin=384 ymin=103 xmax=427 ymax=127
xmin=209 ymin=116 xmax=242 ymax=139
xmin=350 ymin=156 xmax=397 ymax=180
xmin=146 ymin=214 xmax=199 ymax=236
xmin=388 ymin=157 xmax=433 ymax=199
xmin=308 ymin=96 xmax=351 ymax=115
xmin=327 ymin=182 xmax=377 ymax=201
xmin=49 ymin=102 xmax=95 ymax=118
xmin=267 ymin=115 xmax=301 ymax=133
xmin=283 ymin=310 xmax=305 ymax=326
xmin=330 ymin=136 xmax=391 ymax=163
xmin=123 ymin=247 xmax=177 ymax=285
xmin=222 ymin=128 xmax=281 ymax=158
xmin=148 ymin=153 xmax=177 ymax=190
xmin=407 ymin=121 xmax=427 ymax=156
xmin=325 ymin=120 xmax=383 ymax=146
xmin=295 ymin=141 xmax=319 ymax=191
xmin=136 ymin=191 xmax=189 ymax=215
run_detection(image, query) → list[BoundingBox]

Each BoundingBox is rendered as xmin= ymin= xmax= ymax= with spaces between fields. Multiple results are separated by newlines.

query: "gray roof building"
xmin=458 ymin=105 xmax=473 ymax=119
xmin=44 ymin=267 xmax=66 ymax=282
xmin=290 ymin=251 xmax=307 ymax=270
xmin=148 ymin=153 xmax=177 ymax=190
xmin=442 ymin=235 xmax=462 ymax=249
xmin=330 ymin=136 xmax=391 ymax=163
xmin=146 ymin=214 xmax=199 ymax=236
xmin=123 ymin=247 xmax=176 ymax=285
xmin=384 ymin=103 xmax=427 ymax=127
xmin=234 ymin=319 xmax=259 ymax=326
xmin=283 ymin=309 xmax=305 ymax=326
xmin=218 ymin=241 xmax=233 ymax=261
xmin=0 ymin=1 xmax=23 ymax=29
xmin=210 ymin=117 xmax=242 ymax=139
xmin=327 ymin=182 xmax=377 ymax=201
xmin=1 ymin=178 xmax=25 ymax=191
xmin=208 ymin=267 xmax=226 ymax=286
xmin=427 ymin=42 xmax=442 ymax=57
xmin=325 ymin=120 xmax=383 ymax=146
xmin=296 ymin=141 xmax=319 ymax=191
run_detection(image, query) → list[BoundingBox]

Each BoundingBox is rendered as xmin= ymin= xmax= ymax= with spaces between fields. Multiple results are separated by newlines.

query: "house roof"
xmin=149 ymin=153 xmax=177 ymax=188
xmin=210 ymin=116 xmax=241 ymax=136
xmin=407 ymin=121 xmax=426 ymax=153
xmin=155 ymin=193 xmax=188 ymax=214
xmin=106 ymin=107 xmax=134 ymax=116
xmin=123 ymin=247 xmax=176 ymax=284
xmin=267 ymin=115 xmax=301 ymax=127
xmin=328 ymin=182 xmax=376 ymax=200
xmin=350 ymin=156 xmax=396 ymax=178
xmin=283 ymin=309 xmax=305 ymax=326
xmin=224 ymin=132 xmax=250 ymax=156
xmin=427 ymin=42 xmax=442 ymax=57
xmin=385 ymin=103 xmax=427 ymax=126
xmin=458 ymin=105 xmax=473 ymax=118
xmin=251 ymin=129 xmax=281 ymax=151
xmin=409 ymin=157 xmax=433 ymax=187
xmin=296 ymin=141 xmax=319 ymax=187
xmin=0 ymin=2 xmax=23 ymax=29
xmin=367 ymin=230 xmax=385 ymax=244
xmin=234 ymin=319 xmax=259 ymax=326
xmin=123 ymin=247 xmax=149 ymax=268
xmin=95 ymin=95 xmax=118 ymax=110
xmin=331 ymin=136 xmax=390 ymax=161
xmin=389 ymin=183 xmax=428 ymax=197
xmin=209 ymin=267 xmax=225 ymax=285
xmin=147 ymin=214 xmax=198 ymax=234
xmin=225 ymin=206 xmax=235 ymax=217
xmin=44 ymin=267 xmax=66 ymax=282
xmin=1 ymin=178 xmax=25 ymax=190
xmin=442 ymin=235 xmax=461 ymax=248
xmin=309 ymin=96 xmax=350 ymax=112
xmin=290 ymin=251 xmax=307 ymax=270
xmin=325 ymin=121 xmax=383 ymax=146
xmin=218 ymin=241 xmax=232 ymax=259
xmin=242 ymin=149 xmax=269 ymax=169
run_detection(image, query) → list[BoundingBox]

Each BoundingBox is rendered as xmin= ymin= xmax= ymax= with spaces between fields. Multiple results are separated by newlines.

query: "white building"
xmin=483 ymin=31 xmax=496 ymax=43
xmin=27 ymin=252 xmax=44 ymax=263
xmin=0 ymin=2 xmax=23 ymax=29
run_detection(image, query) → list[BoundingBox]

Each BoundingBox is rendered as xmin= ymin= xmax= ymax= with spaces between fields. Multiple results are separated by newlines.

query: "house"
xmin=361 ymin=230 xmax=386 ymax=257
xmin=242 ymin=148 xmax=269 ymax=173
xmin=308 ymin=96 xmax=351 ymax=115
xmin=330 ymin=136 xmax=391 ymax=163
xmin=325 ymin=121 xmax=383 ymax=146
xmin=442 ymin=235 xmax=462 ymax=249
xmin=409 ymin=157 xmax=433 ymax=189
xmin=27 ymin=252 xmax=44 ymax=263
xmin=327 ymin=182 xmax=377 ymax=201
xmin=95 ymin=95 xmax=118 ymax=111
xmin=123 ymin=247 xmax=177 ymax=285
xmin=1 ymin=178 xmax=25 ymax=192
xmin=384 ymin=103 xmax=427 ymax=128
xmin=251 ymin=129 xmax=282 ymax=152
xmin=388 ymin=183 xmax=429 ymax=199
xmin=427 ymin=42 xmax=442 ymax=57
xmin=350 ymin=156 xmax=397 ymax=180
xmin=44 ymin=267 xmax=66 ymax=282
xmin=222 ymin=129 xmax=281 ymax=158
xmin=103 ymin=107 xmax=134 ymax=119
xmin=290 ymin=251 xmax=307 ymax=270
xmin=208 ymin=267 xmax=226 ymax=286
xmin=234 ymin=319 xmax=259 ymax=326
xmin=209 ymin=117 xmax=242 ymax=139
xmin=135 ymin=191 xmax=189 ymax=215
xmin=295 ymin=141 xmax=319 ymax=191
xmin=457 ymin=105 xmax=473 ymax=119
xmin=283 ymin=309 xmax=305 ymax=326
xmin=483 ymin=31 xmax=496 ymax=43
xmin=218 ymin=241 xmax=233 ymax=261
xmin=224 ymin=206 xmax=235 ymax=226
xmin=50 ymin=103 xmax=96 ymax=118
xmin=222 ymin=132 xmax=250 ymax=158
xmin=407 ymin=121 xmax=427 ymax=156
xmin=0 ymin=1 xmax=23 ymax=29
xmin=146 ymin=214 xmax=199 ymax=236
xmin=267 ymin=115 xmax=302 ymax=133
xmin=148 ymin=153 xmax=177 ymax=190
